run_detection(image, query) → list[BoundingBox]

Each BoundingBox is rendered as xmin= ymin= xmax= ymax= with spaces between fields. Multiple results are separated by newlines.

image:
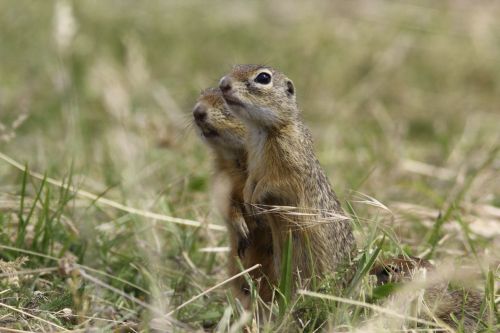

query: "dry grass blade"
xmin=78 ymin=269 xmax=156 ymax=314
xmin=0 ymin=302 xmax=67 ymax=331
xmin=249 ymin=204 xmax=351 ymax=229
xmin=0 ymin=245 xmax=59 ymax=261
xmin=79 ymin=265 xmax=150 ymax=296
xmin=16 ymin=306 xmax=133 ymax=326
xmin=352 ymin=192 xmax=393 ymax=214
xmin=0 ymin=328 xmax=39 ymax=333
xmin=0 ymin=266 xmax=58 ymax=278
xmin=298 ymin=290 xmax=446 ymax=329
xmin=166 ymin=264 xmax=261 ymax=316
xmin=401 ymin=159 xmax=455 ymax=181
xmin=78 ymin=266 xmax=181 ymax=330
xmin=0 ymin=151 xmax=226 ymax=232
xmin=198 ymin=246 xmax=230 ymax=253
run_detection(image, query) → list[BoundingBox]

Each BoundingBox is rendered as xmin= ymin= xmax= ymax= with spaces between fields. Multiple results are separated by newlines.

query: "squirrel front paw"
xmin=237 ymin=236 xmax=250 ymax=258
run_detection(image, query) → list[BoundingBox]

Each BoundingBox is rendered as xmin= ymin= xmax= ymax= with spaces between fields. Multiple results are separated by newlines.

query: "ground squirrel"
xmin=371 ymin=256 xmax=491 ymax=332
xmin=219 ymin=65 xmax=356 ymax=290
xmin=192 ymin=88 xmax=275 ymax=303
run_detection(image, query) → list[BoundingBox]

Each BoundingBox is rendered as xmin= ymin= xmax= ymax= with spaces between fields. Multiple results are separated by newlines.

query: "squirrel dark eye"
xmin=254 ymin=72 xmax=272 ymax=85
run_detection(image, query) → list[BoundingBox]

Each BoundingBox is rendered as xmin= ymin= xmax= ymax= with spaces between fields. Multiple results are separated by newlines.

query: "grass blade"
xmin=346 ymin=235 xmax=384 ymax=297
xmin=278 ymin=230 xmax=293 ymax=317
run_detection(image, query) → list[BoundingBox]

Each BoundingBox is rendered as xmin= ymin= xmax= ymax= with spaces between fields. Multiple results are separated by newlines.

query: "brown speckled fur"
xmin=193 ymin=88 xmax=275 ymax=304
xmin=219 ymin=65 xmax=356 ymax=290
xmin=371 ymin=256 xmax=491 ymax=332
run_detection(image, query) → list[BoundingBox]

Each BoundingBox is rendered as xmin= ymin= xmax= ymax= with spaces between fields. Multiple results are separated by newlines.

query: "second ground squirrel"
xmin=219 ymin=65 xmax=356 ymax=289
xmin=192 ymin=88 xmax=275 ymax=303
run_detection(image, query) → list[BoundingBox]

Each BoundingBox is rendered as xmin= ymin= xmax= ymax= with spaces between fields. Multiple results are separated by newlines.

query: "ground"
xmin=0 ymin=1 xmax=499 ymax=332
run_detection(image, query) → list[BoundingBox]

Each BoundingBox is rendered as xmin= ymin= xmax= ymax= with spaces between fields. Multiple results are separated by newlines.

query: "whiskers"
xmin=175 ymin=114 xmax=198 ymax=143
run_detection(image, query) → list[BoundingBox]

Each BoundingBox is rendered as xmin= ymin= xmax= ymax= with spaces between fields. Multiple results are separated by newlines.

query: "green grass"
xmin=0 ymin=0 xmax=499 ymax=331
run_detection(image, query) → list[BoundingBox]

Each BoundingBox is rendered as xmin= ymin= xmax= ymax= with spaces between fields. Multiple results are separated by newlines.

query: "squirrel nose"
xmin=193 ymin=104 xmax=207 ymax=121
xmin=219 ymin=76 xmax=232 ymax=93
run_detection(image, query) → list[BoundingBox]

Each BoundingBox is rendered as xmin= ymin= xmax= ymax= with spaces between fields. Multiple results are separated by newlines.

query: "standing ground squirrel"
xmin=219 ymin=65 xmax=356 ymax=289
xmin=371 ymin=256 xmax=492 ymax=332
xmin=192 ymin=88 xmax=275 ymax=303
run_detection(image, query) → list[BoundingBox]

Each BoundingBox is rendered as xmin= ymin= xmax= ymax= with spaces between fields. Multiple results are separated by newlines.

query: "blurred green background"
xmin=0 ymin=0 xmax=498 ymax=331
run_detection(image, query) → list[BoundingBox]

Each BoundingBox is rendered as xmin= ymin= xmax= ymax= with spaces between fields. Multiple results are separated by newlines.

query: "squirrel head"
xmin=219 ymin=64 xmax=297 ymax=130
xmin=193 ymin=87 xmax=246 ymax=155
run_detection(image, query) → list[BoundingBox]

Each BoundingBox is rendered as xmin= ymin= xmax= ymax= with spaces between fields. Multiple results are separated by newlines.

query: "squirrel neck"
xmin=246 ymin=119 xmax=309 ymax=181
xmin=214 ymin=148 xmax=247 ymax=175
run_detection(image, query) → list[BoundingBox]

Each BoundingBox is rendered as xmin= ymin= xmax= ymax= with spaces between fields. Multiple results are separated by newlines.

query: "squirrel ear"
xmin=286 ymin=80 xmax=295 ymax=96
